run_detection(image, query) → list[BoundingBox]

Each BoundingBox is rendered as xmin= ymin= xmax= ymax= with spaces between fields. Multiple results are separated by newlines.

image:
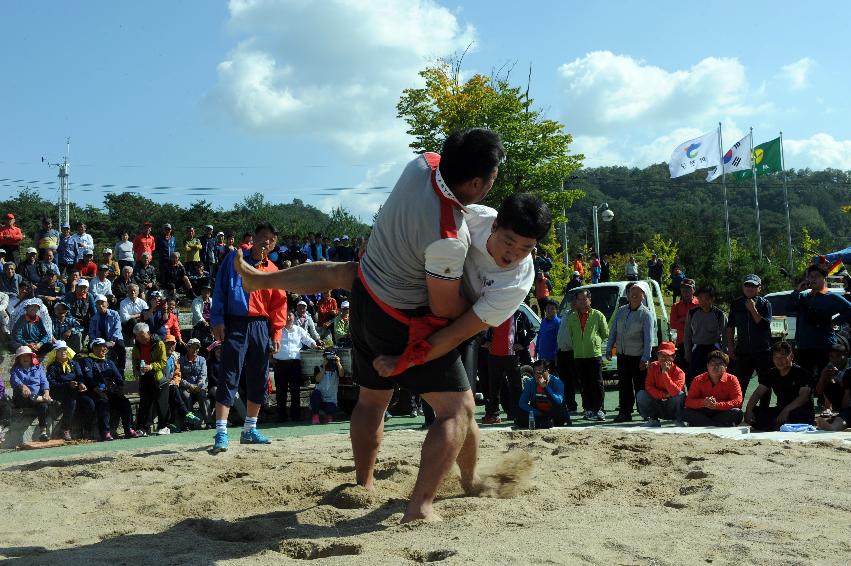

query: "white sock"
xmin=243 ymin=417 xmax=258 ymax=433
xmin=215 ymin=419 xmax=228 ymax=434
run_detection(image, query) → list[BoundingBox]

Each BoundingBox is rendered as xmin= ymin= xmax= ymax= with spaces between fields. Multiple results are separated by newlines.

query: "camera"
xmin=324 ymin=350 xmax=336 ymax=360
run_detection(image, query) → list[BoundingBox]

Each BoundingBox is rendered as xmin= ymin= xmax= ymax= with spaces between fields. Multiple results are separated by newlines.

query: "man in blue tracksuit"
xmin=517 ymin=359 xmax=568 ymax=428
xmin=536 ymin=300 xmax=560 ymax=365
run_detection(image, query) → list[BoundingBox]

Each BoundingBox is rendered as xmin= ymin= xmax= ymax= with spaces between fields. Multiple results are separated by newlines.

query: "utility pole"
xmin=44 ymin=138 xmax=71 ymax=228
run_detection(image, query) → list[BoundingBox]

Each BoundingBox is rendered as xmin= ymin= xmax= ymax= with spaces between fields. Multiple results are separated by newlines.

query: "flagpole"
xmin=780 ymin=131 xmax=793 ymax=274
xmin=749 ymin=127 xmax=763 ymax=259
xmin=718 ymin=122 xmax=732 ymax=268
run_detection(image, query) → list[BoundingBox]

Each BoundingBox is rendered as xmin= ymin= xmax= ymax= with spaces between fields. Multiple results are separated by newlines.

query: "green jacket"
xmin=567 ymin=308 xmax=609 ymax=359
xmin=131 ymin=336 xmax=168 ymax=384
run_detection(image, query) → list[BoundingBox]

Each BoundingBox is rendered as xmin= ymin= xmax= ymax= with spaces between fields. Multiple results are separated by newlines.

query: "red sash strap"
xmin=424 ymin=151 xmax=460 ymax=239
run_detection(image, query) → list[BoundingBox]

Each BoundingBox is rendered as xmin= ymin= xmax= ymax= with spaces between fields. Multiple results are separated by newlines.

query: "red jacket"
xmin=75 ymin=260 xmax=98 ymax=278
xmin=685 ymin=371 xmax=742 ymax=410
xmin=0 ymin=225 xmax=23 ymax=247
xmin=644 ymin=361 xmax=685 ymax=400
xmin=133 ymin=234 xmax=156 ymax=261
xmin=317 ymin=297 xmax=338 ymax=324
xmin=670 ymin=297 xmax=698 ymax=345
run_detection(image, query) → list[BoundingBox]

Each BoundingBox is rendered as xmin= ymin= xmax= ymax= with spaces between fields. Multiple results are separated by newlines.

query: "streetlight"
xmin=592 ymin=202 xmax=614 ymax=256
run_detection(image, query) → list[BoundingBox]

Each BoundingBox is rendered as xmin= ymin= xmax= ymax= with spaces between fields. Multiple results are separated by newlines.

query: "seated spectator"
xmin=133 ymin=252 xmax=159 ymax=294
xmin=114 ymin=231 xmax=134 ymax=271
xmin=178 ymin=338 xmax=208 ymax=426
xmin=45 ymin=340 xmax=92 ymax=441
xmin=0 ymin=213 xmax=24 ymax=264
xmin=636 ymin=341 xmax=686 ymax=427
xmin=191 ymin=284 xmax=213 ymax=342
xmin=815 ymin=372 xmax=851 ymax=431
xmin=88 ymin=294 xmax=125 ymax=371
xmin=744 ymin=341 xmax=815 ymax=431
xmin=70 ymin=222 xmax=94 ymax=258
xmin=36 ymin=249 xmax=60 ymax=280
xmin=682 ymin=350 xmax=744 ymax=427
xmin=332 ymin=301 xmax=351 ymax=346
xmin=311 ymin=351 xmax=343 ymax=424
xmin=52 ymin=301 xmax=83 ymax=352
xmin=294 ymin=300 xmax=321 ymax=342
xmin=80 ymin=338 xmax=138 ymax=439
xmin=74 ymin=250 xmax=98 ymax=279
xmin=13 ymin=301 xmax=53 ymax=356
xmin=517 ymin=360 xmax=568 ymax=428
xmin=815 ymin=333 xmax=850 ymax=411
xmin=164 ymin=297 xmax=184 ymax=348
xmin=163 ymin=334 xmax=201 ymax=430
xmin=57 ymin=224 xmax=75 ymax=275
xmin=64 ymin=278 xmax=96 ymax=341
xmin=100 ymin=248 xmax=120 ymax=280
xmin=187 ymin=261 xmax=211 ymax=297
xmin=10 ymin=346 xmax=52 ymax=441
xmin=0 ymin=261 xmax=21 ymax=295
xmin=159 ymin=252 xmax=193 ymax=295
xmin=35 ymin=270 xmax=65 ymax=308
xmin=65 ymin=269 xmax=81 ymax=293
xmin=112 ymin=265 xmax=134 ymax=304
xmin=316 ymin=289 xmax=338 ymax=338
xmin=0 ymin=361 xmax=10 ymax=443
xmin=90 ymin=264 xmax=113 ymax=299
xmin=19 ymin=247 xmax=41 ymax=285
xmin=119 ymin=283 xmax=148 ymax=340
xmin=132 ymin=322 xmax=169 ymax=436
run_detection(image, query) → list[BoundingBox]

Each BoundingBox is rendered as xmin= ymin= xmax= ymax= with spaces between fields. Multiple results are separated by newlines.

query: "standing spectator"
xmin=556 ymin=295 xmax=578 ymax=414
xmin=669 ymin=278 xmax=697 ymax=369
xmin=590 ymin=253 xmax=601 ymax=284
xmin=179 ymin=338 xmax=209 ymax=425
xmin=537 ymin=301 xmax=560 ymax=365
xmin=564 ymin=271 xmax=583 ymax=293
xmin=572 ymin=253 xmax=585 ymax=281
xmin=532 ymin=247 xmax=553 ymax=275
xmin=647 ymin=253 xmax=663 ymax=286
xmin=214 ymin=232 xmax=228 ymax=266
xmin=200 ymin=225 xmax=217 ymax=275
xmin=69 ymin=222 xmax=94 ymax=258
xmin=133 ymin=222 xmax=156 ymax=263
xmin=335 ymin=235 xmax=355 ymax=262
xmin=682 ymin=350 xmax=744 ymax=427
xmin=114 ymin=231 xmax=135 ymax=271
xmin=183 ymin=226 xmax=202 ymax=272
xmin=517 ymin=359 xmax=568 ymax=428
xmin=272 ymin=312 xmax=317 ymax=422
xmin=132 ymin=252 xmax=158 ymax=294
xmin=0 ymin=261 xmax=21 ymax=296
xmin=786 ymin=264 xmax=851 ymax=382
xmin=112 ymin=266 xmax=134 ymax=304
xmin=606 ymin=283 xmax=653 ymax=422
xmin=119 ymin=283 xmax=148 ymax=339
xmin=74 ymin=251 xmax=97 ymax=279
xmin=332 ymin=301 xmax=351 ymax=346
xmin=636 ymin=342 xmax=686 ymax=427
xmin=20 ymin=247 xmax=41 ymax=285
xmin=132 ymin=323 xmax=169 ymax=436
xmin=88 ymin=294 xmax=125 ymax=371
xmin=600 ymin=254 xmax=611 ymax=283
xmin=744 ymin=341 xmax=814 ymax=431
xmin=10 ymin=346 xmax=52 ymax=441
xmin=308 ymin=233 xmax=325 ymax=264
xmin=52 ymin=301 xmax=83 ymax=353
xmin=80 ymin=338 xmax=138 ymax=439
xmin=45 ymin=341 xmax=91 ymax=441
xmin=684 ymin=285 xmax=728 ymax=386
xmin=32 ymin=217 xmax=59 ymax=254
xmin=311 ymin=352 xmax=343 ymax=424
xmin=568 ymin=289 xmax=609 ymax=421
xmin=90 ymin=265 xmax=113 ymax=299
xmin=483 ymin=314 xmax=520 ymax=424
xmin=100 ymin=248 xmax=120 ymax=280
xmin=239 ymin=232 xmax=253 ymax=251
xmin=726 ymin=274 xmax=773 ymax=396
xmin=534 ymin=271 xmax=551 ymax=307
xmin=57 ymin=223 xmax=76 ymax=275
xmin=0 ymin=213 xmax=24 ymax=264
xmin=624 ymin=256 xmax=639 ymax=281
xmin=155 ymin=224 xmax=176 ymax=272
xmin=294 ymin=300 xmax=321 ymax=342
xmin=316 ymin=290 xmax=338 ymax=339
xmin=669 ymin=264 xmax=685 ymax=302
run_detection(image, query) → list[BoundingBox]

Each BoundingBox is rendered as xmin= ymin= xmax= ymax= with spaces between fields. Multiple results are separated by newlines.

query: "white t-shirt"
xmin=315 ymin=369 xmax=340 ymax=404
xmin=460 ymin=205 xmax=534 ymax=327
xmin=273 ymin=325 xmax=315 ymax=361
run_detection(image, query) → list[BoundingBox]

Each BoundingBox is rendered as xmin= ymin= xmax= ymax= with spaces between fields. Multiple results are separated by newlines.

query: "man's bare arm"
xmin=234 ymin=254 xmax=357 ymax=294
xmin=426 ymin=276 xmax=470 ymax=319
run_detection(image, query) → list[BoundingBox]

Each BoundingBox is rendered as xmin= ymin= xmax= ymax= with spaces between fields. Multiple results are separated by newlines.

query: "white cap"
xmin=341 ymin=301 xmax=350 ymax=308
xmin=296 ymin=300 xmax=307 ymax=307
xmin=26 ymin=247 xmax=37 ymax=254
xmin=54 ymin=340 xmax=68 ymax=350
xmin=77 ymin=279 xmax=89 ymax=287
xmin=95 ymin=294 xmax=108 ymax=303
xmin=103 ymin=248 xmax=112 ymax=254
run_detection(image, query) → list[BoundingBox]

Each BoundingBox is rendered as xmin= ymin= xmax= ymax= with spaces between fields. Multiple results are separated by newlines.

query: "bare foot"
xmin=401 ymin=502 xmax=442 ymax=523
xmin=233 ymin=251 xmax=267 ymax=293
xmin=460 ymin=473 xmax=485 ymax=496
xmin=816 ymin=416 xmax=847 ymax=431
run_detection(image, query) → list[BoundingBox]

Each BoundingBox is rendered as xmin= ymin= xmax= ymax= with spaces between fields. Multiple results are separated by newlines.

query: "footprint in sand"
xmin=477 ymin=452 xmax=534 ymax=499
xmin=280 ymin=540 xmax=363 ymax=560
xmin=322 ymin=483 xmax=376 ymax=509
xmin=405 ymin=548 xmax=458 ymax=562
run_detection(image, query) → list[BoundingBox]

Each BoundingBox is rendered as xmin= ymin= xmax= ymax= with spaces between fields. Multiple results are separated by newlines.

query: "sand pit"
xmin=0 ymin=428 xmax=849 ymax=565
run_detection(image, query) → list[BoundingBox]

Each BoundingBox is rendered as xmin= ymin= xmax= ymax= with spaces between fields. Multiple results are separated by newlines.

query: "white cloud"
xmin=208 ymin=0 xmax=475 ymax=158
xmin=784 ymin=133 xmax=851 ymax=169
xmin=778 ymin=58 xmax=814 ymax=90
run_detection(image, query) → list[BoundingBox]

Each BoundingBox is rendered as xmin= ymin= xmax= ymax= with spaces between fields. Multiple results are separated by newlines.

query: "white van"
xmin=558 ymin=279 xmax=670 ymax=380
xmin=764 ymin=288 xmax=848 ymax=344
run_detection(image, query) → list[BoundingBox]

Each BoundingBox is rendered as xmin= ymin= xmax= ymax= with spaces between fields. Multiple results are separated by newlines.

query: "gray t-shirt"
xmin=360 ymin=153 xmax=470 ymax=310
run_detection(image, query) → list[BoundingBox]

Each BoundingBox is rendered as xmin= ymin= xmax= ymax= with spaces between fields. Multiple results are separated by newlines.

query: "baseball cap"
xmin=163 ymin=223 xmax=172 ymax=229
xmin=26 ymin=247 xmax=37 ymax=254
xmin=342 ymin=235 xmax=350 ymax=240
xmin=164 ymin=334 xmax=177 ymax=343
xmin=0 ymin=249 xmax=5 ymax=255
xmin=296 ymin=300 xmax=307 ymax=307
xmin=103 ymin=248 xmax=113 ymax=254
xmin=54 ymin=340 xmax=68 ymax=350
xmin=90 ymin=338 xmax=107 ymax=347
xmin=187 ymin=338 xmax=201 ymax=346
xmin=341 ymin=301 xmax=350 ymax=308
xmin=333 ymin=237 xmax=340 ymax=242
xmin=204 ymin=224 xmax=213 ymax=230
xmin=216 ymin=231 xmax=224 ymax=236
xmin=5 ymin=213 xmax=14 ymax=219
xmin=658 ymin=341 xmax=676 ymax=355
xmin=681 ymin=278 xmax=696 ymax=288
xmin=743 ymin=274 xmax=762 ymax=286
xmin=98 ymin=264 xmax=109 ymax=270
xmin=61 ymin=223 xmax=70 ymax=229
xmin=572 ymin=271 xmax=580 ymax=277
xmin=94 ymin=294 xmax=108 ymax=303
xmin=77 ymin=279 xmax=89 ymax=287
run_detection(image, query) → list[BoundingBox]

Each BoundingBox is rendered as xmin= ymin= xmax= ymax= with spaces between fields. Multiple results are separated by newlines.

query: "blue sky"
xmin=2 ymin=1 xmax=849 ymax=221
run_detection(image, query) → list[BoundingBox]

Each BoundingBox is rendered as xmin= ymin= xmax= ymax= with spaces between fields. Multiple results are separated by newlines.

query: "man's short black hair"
xmin=771 ymin=340 xmax=794 ymax=356
xmin=532 ymin=358 xmax=551 ymax=371
xmin=695 ymin=285 xmax=715 ymax=298
xmin=439 ymin=128 xmax=505 ymax=187
xmin=807 ymin=263 xmax=829 ymax=278
xmin=495 ymin=192 xmax=551 ymax=241
xmin=254 ymin=222 xmax=277 ymax=236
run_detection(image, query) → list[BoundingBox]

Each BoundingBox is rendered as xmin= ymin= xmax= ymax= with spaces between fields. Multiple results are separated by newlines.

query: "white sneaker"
xmin=0 ymin=425 xmax=8 ymax=443
xmin=474 ymin=392 xmax=484 ymax=402
xmin=157 ymin=427 xmax=171 ymax=435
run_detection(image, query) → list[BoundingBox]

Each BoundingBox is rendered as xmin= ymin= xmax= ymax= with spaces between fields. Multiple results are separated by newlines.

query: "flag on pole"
xmin=669 ymin=129 xmax=722 ymax=179
xmin=828 ymin=258 xmax=843 ymax=276
xmin=734 ymin=136 xmax=782 ymax=180
xmin=707 ymin=132 xmax=752 ymax=181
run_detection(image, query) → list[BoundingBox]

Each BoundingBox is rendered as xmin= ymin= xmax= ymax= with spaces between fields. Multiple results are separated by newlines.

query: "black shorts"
xmin=350 ymin=277 xmax=469 ymax=395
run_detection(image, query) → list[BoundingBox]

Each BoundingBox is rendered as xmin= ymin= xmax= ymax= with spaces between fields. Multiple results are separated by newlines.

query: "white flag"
xmin=668 ymin=129 xmax=722 ymax=179
xmin=707 ymin=132 xmax=753 ymax=182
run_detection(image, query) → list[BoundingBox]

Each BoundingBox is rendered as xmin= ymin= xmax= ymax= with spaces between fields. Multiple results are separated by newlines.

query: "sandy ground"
xmin=0 ymin=428 xmax=849 ymax=565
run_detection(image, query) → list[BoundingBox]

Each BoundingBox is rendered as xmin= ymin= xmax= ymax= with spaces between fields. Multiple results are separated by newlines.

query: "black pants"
xmin=274 ymin=359 xmax=302 ymax=421
xmin=617 ymin=354 xmax=646 ymax=417
xmin=89 ymin=391 xmax=134 ymax=436
xmin=795 ymin=348 xmax=830 ymax=386
xmin=180 ymin=388 xmax=209 ymax=423
xmin=0 ymin=396 xmax=11 ymax=427
xmin=556 ymin=350 xmax=578 ymax=411
xmin=515 ymin=403 xmax=568 ymax=428
xmin=574 ymin=356 xmax=604 ymax=413
xmin=137 ymin=373 xmax=170 ymax=430
xmin=687 ymin=344 xmax=717 ymax=387
xmin=56 ymin=391 xmax=95 ymax=431
xmin=752 ymin=404 xmax=815 ymax=431
xmin=682 ymin=407 xmax=743 ymax=427
xmin=823 ymin=381 xmax=845 ymax=411
xmin=110 ymin=340 xmax=126 ymax=375
xmin=459 ymin=337 xmax=480 ymax=397
xmin=12 ymin=391 xmax=49 ymax=426
xmin=730 ymin=350 xmax=772 ymax=397
xmin=486 ymin=355 xmax=519 ymax=418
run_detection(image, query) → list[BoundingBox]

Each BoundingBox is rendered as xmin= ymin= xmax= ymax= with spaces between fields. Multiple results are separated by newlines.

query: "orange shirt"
xmin=644 ymin=361 xmax=685 ymax=400
xmin=685 ymin=371 xmax=742 ymax=411
xmin=670 ymin=297 xmax=698 ymax=345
